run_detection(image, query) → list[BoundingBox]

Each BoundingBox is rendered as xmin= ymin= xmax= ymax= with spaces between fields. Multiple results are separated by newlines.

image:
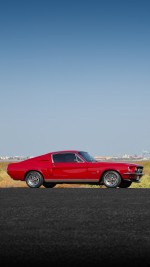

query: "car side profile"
xmin=7 ymin=150 xmax=144 ymax=189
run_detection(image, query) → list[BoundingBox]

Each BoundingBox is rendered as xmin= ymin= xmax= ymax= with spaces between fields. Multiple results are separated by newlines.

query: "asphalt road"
xmin=0 ymin=188 xmax=150 ymax=267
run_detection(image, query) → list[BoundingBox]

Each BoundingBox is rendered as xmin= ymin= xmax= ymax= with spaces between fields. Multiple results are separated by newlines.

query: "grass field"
xmin=130 ymin=161 xmax=150 ymax=188
xmin=0 ymin=161 xmax=150 ymax=188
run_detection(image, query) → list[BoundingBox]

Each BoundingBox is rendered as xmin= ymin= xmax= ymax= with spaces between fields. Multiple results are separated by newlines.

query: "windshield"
xmin=78 ymin=151 xmax=97 ymax=162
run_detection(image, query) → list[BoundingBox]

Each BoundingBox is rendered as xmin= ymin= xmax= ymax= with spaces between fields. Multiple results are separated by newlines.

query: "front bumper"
xmin=123 ymin=172 xmax=144 ymax=182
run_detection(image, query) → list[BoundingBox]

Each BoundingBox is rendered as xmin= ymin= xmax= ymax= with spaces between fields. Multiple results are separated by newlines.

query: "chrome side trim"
xmin=44 ymin=179 xmax=99 ymax=182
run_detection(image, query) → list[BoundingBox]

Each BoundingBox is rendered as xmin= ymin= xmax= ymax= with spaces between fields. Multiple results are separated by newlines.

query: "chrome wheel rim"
xmin=27 ymin=173 xmax=40 ymax=187
xmin=104 ymin=172 xmax=119 ymax=187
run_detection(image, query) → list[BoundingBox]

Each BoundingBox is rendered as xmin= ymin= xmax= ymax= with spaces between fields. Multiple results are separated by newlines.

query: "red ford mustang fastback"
xmin=7 ymin=150 xmax=144 ymax=188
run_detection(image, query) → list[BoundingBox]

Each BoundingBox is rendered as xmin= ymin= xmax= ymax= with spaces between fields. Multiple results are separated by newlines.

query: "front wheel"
xmin=102 ymin=171 xmax=121 ymax=188
xmin=43 ymin=182 xmax=56 ymax=188
xmin=25 ymin=171 xmax=43 ymax=188
xmin=118 ymin=180 xmax=132 ymax=188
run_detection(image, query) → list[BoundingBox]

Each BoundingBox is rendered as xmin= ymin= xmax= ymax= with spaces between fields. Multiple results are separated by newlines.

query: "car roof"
xmin=50 ymin=150 xmax=84 ymax=154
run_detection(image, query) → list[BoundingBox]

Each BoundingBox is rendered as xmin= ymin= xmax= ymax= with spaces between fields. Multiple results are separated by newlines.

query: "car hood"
xmin=90 ymin=161 xmax=142 ymax=167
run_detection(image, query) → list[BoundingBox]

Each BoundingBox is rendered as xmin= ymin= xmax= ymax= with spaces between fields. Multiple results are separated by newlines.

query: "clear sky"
xmin=0 ymin=0 xmax=150 ymax=157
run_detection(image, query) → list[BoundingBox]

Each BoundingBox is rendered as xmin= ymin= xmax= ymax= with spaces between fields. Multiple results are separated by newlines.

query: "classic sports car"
xmin=7 ymin=150 xmax=144 ymax=188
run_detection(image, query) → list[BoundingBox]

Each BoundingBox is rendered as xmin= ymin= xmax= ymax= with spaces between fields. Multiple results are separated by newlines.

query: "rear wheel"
xmin=25 ymin=171 xmax=43 ymax=188
xmin=118 ymin=180 xmax=132 ymax=188
xmin=43 ymin=182 xmax=56 ymax=188
xmin=102 ymin=171 xmax=121 ymax=188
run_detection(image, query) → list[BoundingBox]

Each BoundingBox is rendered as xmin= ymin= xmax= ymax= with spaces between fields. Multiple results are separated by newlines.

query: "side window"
xmin=53 ymin=154 xmax=65 ymax=163
xmin=64 ymin=153 xmax=76 ymax=162
xmin=53 ymin=153 xmax=76 ymax=163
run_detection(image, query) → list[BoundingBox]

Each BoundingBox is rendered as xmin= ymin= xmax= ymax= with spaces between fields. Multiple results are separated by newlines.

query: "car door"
xmin=51 ymin=152 xmax=88 ymax=181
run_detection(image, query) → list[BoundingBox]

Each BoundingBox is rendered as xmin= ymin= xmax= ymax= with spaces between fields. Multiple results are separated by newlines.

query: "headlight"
xmin=128 ymin=166 xmax=136 ymax=173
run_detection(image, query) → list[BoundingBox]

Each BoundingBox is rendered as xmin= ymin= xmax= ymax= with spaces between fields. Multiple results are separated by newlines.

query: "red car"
xmin=7 ymin=150 xmax=144 ymax=188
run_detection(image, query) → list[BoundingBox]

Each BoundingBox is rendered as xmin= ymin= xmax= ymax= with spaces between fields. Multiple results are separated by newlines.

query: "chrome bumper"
xmin=123 ymin=172 xmax=144 ymax=176
xmin=123 ymin=172 xmax=144 ymax=182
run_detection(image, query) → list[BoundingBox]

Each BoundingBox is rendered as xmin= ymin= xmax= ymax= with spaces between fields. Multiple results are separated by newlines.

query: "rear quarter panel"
xmin=7 ymin=154 xmax=53 ymax=181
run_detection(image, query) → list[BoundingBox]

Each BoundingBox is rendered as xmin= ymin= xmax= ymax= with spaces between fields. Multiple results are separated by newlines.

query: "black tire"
xmin=43 ymin=182 xmax=56 ymax=188
xmin=25 ymin=171 xmax=43 ymax=188
xmin=102 ymin=171 xmax=121 ymax=188
xmin=118 ymin=180 xmax=132 ymax=188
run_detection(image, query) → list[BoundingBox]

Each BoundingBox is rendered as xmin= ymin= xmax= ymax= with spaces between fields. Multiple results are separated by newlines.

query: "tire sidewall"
xmin=103 ymin=171 xmax=121 ymax=188
xmin=25 ymin=171 xmax=43 ymax=188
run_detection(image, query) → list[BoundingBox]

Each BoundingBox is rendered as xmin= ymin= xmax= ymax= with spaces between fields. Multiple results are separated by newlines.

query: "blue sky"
xmin=0 ymin=0 xmax=150 ymax=157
